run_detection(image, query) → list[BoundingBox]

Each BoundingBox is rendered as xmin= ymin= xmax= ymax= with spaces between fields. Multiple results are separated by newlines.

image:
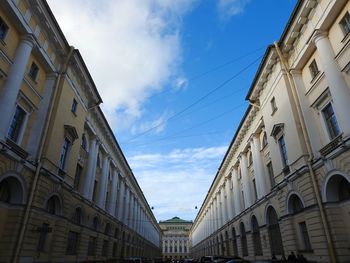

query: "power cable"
xmin=123 ymin=55 xmax=263 ymax=143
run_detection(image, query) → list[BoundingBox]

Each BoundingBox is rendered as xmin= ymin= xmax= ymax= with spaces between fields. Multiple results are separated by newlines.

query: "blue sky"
xmin=47 ymin=0 xmax=297 ymax=221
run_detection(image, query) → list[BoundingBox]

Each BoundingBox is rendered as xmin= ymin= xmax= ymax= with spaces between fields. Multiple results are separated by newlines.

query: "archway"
xmin=267 ymin=206 xmax=284 ymax=256
xmin=251 ymin=215 xmax=262 ymax=256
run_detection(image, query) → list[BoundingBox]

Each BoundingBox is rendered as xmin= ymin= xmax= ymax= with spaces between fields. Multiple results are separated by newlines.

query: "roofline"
xmin=192 ymin=104 xmax=252 ymax=226
xmin=245 ymin=45 xmax=274 ymax=100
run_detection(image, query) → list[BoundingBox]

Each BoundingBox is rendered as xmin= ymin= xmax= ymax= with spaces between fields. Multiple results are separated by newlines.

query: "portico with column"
xmin=312 ymin=30 xmax=350 ymax=137
xmin=0 ymin=34 xmax=36 ymax=140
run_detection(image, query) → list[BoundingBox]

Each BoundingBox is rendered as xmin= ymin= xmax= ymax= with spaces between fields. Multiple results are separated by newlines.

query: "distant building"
xmin=160 ymin=217 xmax=193 ymax=260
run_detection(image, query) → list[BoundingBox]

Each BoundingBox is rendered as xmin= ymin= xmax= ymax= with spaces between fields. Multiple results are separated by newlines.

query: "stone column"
xmin=96 ymin=155 xmax=110 ymax=208
xmin=0 ymin=34 xmax=36 ymax=140
xmin=226 ymin=175 xmax=234 ymax=220
xmin=240 ymin=153 xmax=253 ymax=208
xmin=82 ymin=137 xmax=98 ymax=199
xmin=117 ymin=179 xmax=125 ymax=221
xmin=108 ymin=169 xmax=119 ymax=215
xmin=250 ymin=134 xmax=268 ymax=198
xmin=232 ymin=168 xmax=242 ymax=215
xmin=27 ymin=73 xmax=57 ymax=158
xmin=222 ymin=184 xmax=229 ymax=224
xmin=124 ymin=186 xmax=130 ymax=225
xmin=313 ymin=31 xmax=350 ymax=136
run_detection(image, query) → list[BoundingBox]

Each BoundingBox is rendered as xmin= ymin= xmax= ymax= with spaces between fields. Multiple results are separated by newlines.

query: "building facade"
xmin=190 ymin=0 xmax=350 ymax=263
xmin=160 ymin=217 xmax=192 ymax=261
xmin=0 ymin=0 xmax=161 ymax=262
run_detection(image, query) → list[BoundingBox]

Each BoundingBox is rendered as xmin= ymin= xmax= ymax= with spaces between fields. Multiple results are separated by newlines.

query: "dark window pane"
xmin=66 ymin=231 xmax=79 ymax=255
xmin=8 ymin=106 xmax=26 ymax=142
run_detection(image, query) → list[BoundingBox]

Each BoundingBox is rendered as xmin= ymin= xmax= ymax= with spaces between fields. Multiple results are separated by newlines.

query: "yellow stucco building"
xmin=0 ymin=0 xmax=161 ymax=262
xmin=190 ymin=0 xmax=350 ymax=262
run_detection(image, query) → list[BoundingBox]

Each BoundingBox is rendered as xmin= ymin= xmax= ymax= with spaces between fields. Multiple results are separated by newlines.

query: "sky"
xmin=47 ymin=0 xmax=297 ymax=222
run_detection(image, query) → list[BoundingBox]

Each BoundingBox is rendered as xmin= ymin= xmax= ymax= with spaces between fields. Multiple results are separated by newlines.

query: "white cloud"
xmin=46 ymin=0 xmax=196 ymax=130
xmin=217 ymin=0 xmax=251 ymax=21
xmin=129 ymin=146 xmax=227 ymax=220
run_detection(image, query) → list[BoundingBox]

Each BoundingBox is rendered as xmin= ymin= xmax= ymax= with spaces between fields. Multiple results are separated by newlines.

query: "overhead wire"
xmin=123 ymin=54 xmax=263 ymax=143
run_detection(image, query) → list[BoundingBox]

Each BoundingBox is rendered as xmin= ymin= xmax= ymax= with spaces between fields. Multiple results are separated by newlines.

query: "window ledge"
xmin=319 ymin=133 xmax=343 ymax=157
xmin=310 ymin=71 xmax=320 ymax=84
xmin=5 ymin=138 xmax=28 ymax=159
xmin=341 ymin=31 xmax=350 ymax=43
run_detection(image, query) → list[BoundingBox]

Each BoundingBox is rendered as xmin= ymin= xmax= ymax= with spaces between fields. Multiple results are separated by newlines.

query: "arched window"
xmin=288 ymin=194 xmax=304 ymax=214
xmin=73 ymin=207 xmax=82 ymax=225
xmin=232 ymin=227 xmax=238 ymax=256
xmin=92 ymin=216 xmax=99 ymax=231
xmin=325 ymin=174 xmax=350 ymax=202
xmin=81 ymin=134 xmax=87 ymax=151
xmin=240 ymin=222 xmax=248 ymax=256
xmin=251 ymin=216 xmax=262 ymax=256
xmin=105 ymin=223 xmax=111 ymax=235
xmin=267 ymin=206 xmax=284 ymax=256
xmin=0 ymin=176 xmax=24 ymax=204
xmin=46 ymin=195 xmax=61 ymax=215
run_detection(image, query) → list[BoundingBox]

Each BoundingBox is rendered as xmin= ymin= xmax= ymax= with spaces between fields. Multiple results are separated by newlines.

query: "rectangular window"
xmin=278 ymin=135 xmax=288 ymax=168
xmin=37 ymin=223 xmax=50 ymax=252
xmin=28 ymin=62 xmax=39 ymax=81
xmin=113 ymin=242 xmax=117 ymax=257
xmin=59 ymin=138 xmax=71 ymax=170
xmin=309 ymin=60 xmax=319 ymax=80
xmin=322 ymin=103 xmax=341 ymax=139
xmin=73 ymin=165 xmax=82 ymax=190
xmin=299 ymin=222 xmax=312 ymax=251
xmin=92 ymin=180 xmax=98 ymax=202
xmin=102 ymin=240 xmax=109 ymax=256
xmin=0 ymin=17 xmax=9 ymax=41
xmin=270 ymin=97 xmax=277 ymax=114
xmin=87 ymin=236 xmax=96 ymax=256
xmin=252 ymin=179 xmax=258 ymax=201
xmin=71 ymin=99 xmax=78 ymax=114
xmin=8 ymin=106 xmax=26 ymax=143
xmin=340 ymin=12 xmax=350 ymax=36
xmin=267 ymin=162 xmax=275 ymax=187
xmin=66 ymin=231 xmax=79 ymax=255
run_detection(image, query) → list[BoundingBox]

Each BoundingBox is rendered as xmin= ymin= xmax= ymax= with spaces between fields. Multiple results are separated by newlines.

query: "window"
xmin=37 ymin=223 xmax=50 ymax=252
xmin=339 ymin=12 xmax=350 ymax=36
xmin=87 ymin=236 xmax=96 ymax=256
xmin=270 ymin=97 xmax=277 ymax=114
xmin=28 ymin=62 xmax=39 ymax=81
xmin=252 ymin=179 xmax=258 ymax=201
xmin=252 ymin=216 xmax=262 ymax=256
xmin=73 ymin=165 xmax=82 ymax=190
xmin=73 ymin=207 xmax=82 ymax=225
xmin=8 ymin=106 xmax=26 ymax=143
xmin=66 ymin=231 xmax=79 ymax=255
xmin=102 ymin=240 xmax=109 ymax=256
xmin=322 ymin=103 xmax=341 ymax=139
xmin=59 ymin=137 xmax=71 ymax=170
xmin=267 ymin=162 xmax=275 ymax=187
xmin=299 ymin=222 xmax=312 ymax=251
xmin=81 ymin=134 xmax=87 ymax=151
xmin=0 ymin=17 xmax=9 ymax=41
xmin=0 ymin=180 xmax=10 ymax=202
xmin=92 ymin=180 xmax=98 ymax=202
xmin=46 ymin=196 xmax=59 ymax=215
xmin=278 ymin=135 xmax=288 ymax=168
xmin=92 ymin=216 xmax=99 ymax=231
xmin=113 ymin=242 xmax=118 ymax=257
xmin=267 ymin=207 xmax=284 ymax=256
xmin=309 ymin=60 xmax=319 ymax=80
xmin=71 ymin=99 xmax=78 ymax=114
xmin=240 ymin=222 xmax=248 ymax=256
xmin=289 ymin=194 xmax=304 ymax=214
xmin=104 ymin=223 xmax=111 ymax=235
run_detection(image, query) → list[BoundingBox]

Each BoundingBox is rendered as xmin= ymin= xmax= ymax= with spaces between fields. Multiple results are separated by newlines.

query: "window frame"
xmin=299 ymin=221 xmax=312 ymax=251
xmin=58 ymin=137 xmax=71 ymax=170
xmin=309 ymin=59 xmax=320 ymax=81
xmin=0 ymin=16 xmax=9 ymax=42
xmin=28 ymin=62 xmax=39 ymax=81
xmin=7 ymin=105 xmax=28 ymax=144
xmin=321 ymin=102 xmax=341 ymax=140
xmin=278 ymin=135 xmax=289 ymax=170
xmin=339 ymin=11 xmax=350 ymax=37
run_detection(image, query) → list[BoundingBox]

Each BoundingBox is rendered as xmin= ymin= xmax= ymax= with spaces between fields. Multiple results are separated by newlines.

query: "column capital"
xmin=21 ymin=34 xmax=36 ymax=48
xmin=312 ymin=30 xmax=328 ymax=45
